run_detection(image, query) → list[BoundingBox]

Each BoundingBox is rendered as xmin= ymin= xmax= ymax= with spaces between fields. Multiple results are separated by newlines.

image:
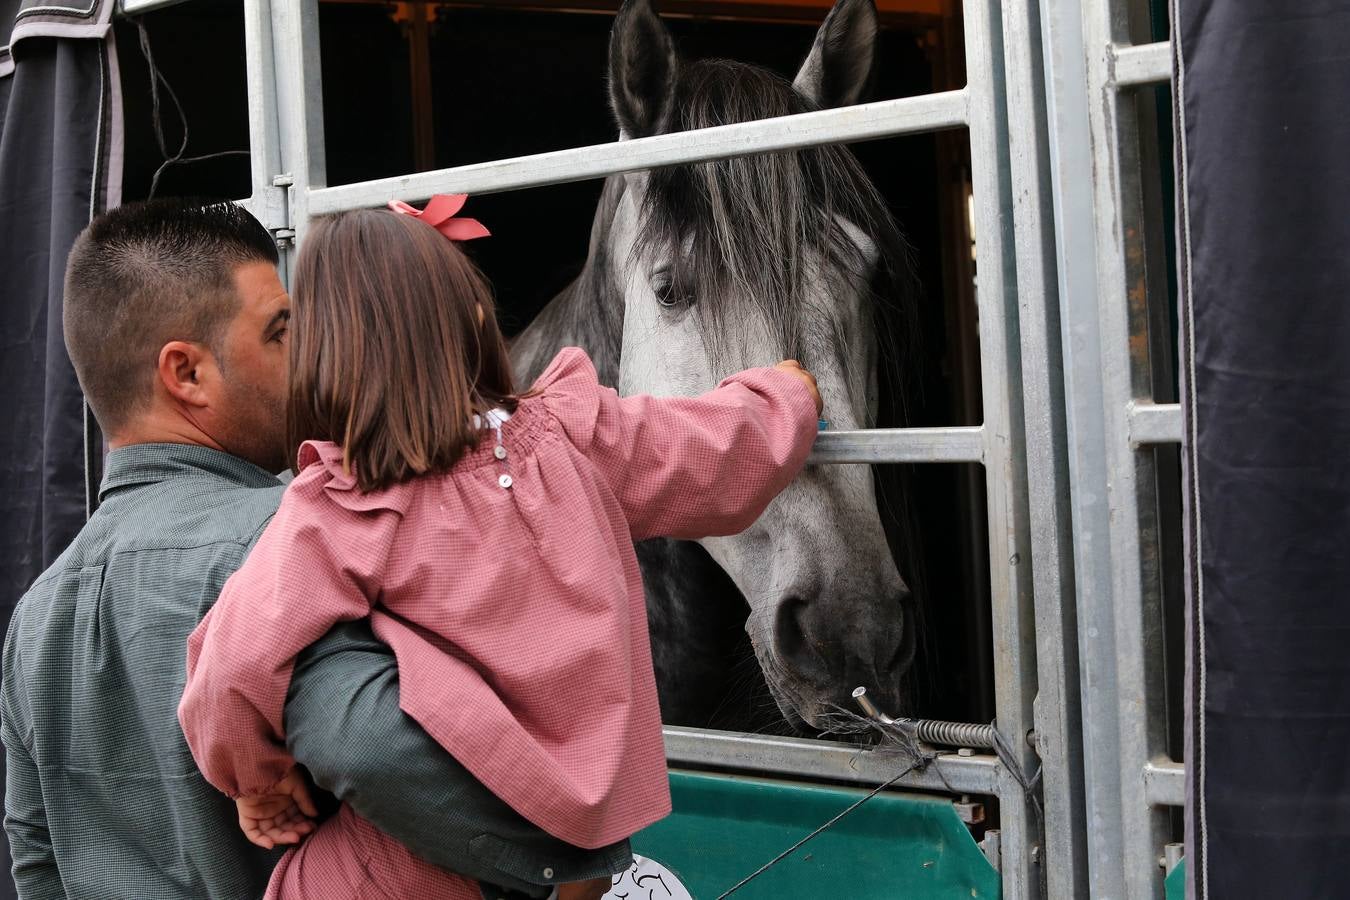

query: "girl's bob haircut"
xmin=288 ymin=208 xmax=517 ymax=492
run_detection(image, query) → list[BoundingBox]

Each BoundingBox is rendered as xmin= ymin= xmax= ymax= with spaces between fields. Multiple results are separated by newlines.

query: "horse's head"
xmin=604 ymin=0 xmax=917 ymax=729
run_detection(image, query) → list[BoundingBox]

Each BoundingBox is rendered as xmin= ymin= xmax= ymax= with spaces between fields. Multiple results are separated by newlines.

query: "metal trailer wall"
xmin=106 ymin=0 xmax=1188 ymax=896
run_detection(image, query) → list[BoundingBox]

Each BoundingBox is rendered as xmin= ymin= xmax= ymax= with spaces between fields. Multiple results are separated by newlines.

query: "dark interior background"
xmin=115 ymin=0 xmax=995 ymax=726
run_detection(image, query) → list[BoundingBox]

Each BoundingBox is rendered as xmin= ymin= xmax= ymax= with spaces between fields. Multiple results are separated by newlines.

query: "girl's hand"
xmin=774 ymin=359 xmax=823 ymax=415
xmin=235 ymin=766 xmax=320 ymax=849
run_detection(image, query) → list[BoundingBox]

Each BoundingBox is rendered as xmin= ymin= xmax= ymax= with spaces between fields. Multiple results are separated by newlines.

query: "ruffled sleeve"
xmin=532 ymin=347 xmax=603 ymax=453
xmin=294 ymin=440 xmax=408 ymax=513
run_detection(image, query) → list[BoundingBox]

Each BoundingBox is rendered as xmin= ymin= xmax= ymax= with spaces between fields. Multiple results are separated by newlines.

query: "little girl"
xmin=178 ymin=197 xmax=822 ymax=899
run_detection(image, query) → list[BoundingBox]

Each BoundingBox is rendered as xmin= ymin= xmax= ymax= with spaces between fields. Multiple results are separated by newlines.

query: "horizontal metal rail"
xmin=809 ymin=426 xmax=984 ymax=465
xmin=664 ymin=726 xmax=1001 ymax=795
xmin=308 ymin=89 xmax=970 ymax=213
xmin=1127 ymin=402 xmax=1182 ymax=446
xmin=1141 ymin=759 xmax=1185 ymax=807
xmin=1111 ymin=41 xmax=1172 ymax=88
xmin=117 ymin=0 xmax=194 ymax=16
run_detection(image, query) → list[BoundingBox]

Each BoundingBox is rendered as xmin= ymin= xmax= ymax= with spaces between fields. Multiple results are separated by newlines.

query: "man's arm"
xmin=284 ymin=620 xmax=631 ymax=898
xmin=2 ymin=630 xmax=65 ymax=900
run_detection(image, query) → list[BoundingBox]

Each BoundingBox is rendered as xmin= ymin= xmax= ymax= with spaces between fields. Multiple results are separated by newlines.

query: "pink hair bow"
xmin=387 ymin=194 xmax=490 ymax=241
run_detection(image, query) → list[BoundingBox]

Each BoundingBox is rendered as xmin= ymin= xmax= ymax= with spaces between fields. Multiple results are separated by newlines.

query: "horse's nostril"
xmin=773 ymin=597 xmax=830 ymax=680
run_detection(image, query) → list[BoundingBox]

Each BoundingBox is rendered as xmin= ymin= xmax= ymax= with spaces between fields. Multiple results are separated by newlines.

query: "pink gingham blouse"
xmin=179 ymin=347 xmax=817 ymax=853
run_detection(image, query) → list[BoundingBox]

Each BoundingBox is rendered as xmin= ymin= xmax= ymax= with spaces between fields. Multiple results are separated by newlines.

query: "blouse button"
xmin=542 ymin=867 xmax=554 ymax=879
xmin=498 ymin=473 xmax=513 ymax=489
xmin=494 ymin=445 xmax=508 ymax=460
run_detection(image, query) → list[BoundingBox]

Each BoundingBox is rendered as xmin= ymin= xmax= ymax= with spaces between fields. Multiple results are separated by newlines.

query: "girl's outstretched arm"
xmin=585 ymin=359 xmax=821 ymax=541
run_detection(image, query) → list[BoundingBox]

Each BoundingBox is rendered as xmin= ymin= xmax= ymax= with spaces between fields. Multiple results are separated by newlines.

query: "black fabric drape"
xmin=1 ymin=0 xmax=119 ymax=893
xmin=1175 ymin=2 xmax=1350 ymax=897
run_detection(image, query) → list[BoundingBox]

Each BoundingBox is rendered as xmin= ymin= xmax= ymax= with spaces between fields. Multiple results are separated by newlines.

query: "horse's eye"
xmin=651 ymin=269 xmax=692 ymax=310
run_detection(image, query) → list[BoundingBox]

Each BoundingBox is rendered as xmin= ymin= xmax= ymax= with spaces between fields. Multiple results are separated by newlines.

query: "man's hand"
xmin=235 ymin=766 xmax=320 ymax=850
xmin=556 ymin=875 xmax=613 ymax=900
xmin=774 ymin=359 xmax=823 ymax=415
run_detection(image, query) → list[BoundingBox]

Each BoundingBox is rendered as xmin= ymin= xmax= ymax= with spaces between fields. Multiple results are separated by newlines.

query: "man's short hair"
xmin=63 ymin=198 xmax=279 ymax=434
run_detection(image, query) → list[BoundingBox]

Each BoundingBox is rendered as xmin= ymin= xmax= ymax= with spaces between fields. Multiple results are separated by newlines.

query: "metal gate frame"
xmin=102 ymin=0 xmax=1164 ymax=897
xmin=1038 ymin=0 xmax=1183 ymax=897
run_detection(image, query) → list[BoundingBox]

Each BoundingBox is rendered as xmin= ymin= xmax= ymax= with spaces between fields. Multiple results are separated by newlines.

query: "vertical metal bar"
xmin=1036 ymin=0 xmax=1129 ymax=896
xmin=271 ymin=0 xmax=327 ymax=269
xmin=243 ymin=0 xmax=285 ymax=236
xmin=1042 ymin=0 xmax=1174 ymax=896
xmin=1086 ymin=5 xmax=1174 ymax=898
xmin=963 ymin=0 xmax=1040 ymax=896
xmin=1091 ymin=44 xmax=1173 ymax=900
xmin=1122 ymin=16 xmax=1187 ymax=781
xmin=997 ymin=0 xmax=1088 ymax=895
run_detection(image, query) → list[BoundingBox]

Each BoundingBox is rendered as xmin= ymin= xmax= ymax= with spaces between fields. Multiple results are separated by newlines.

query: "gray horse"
xmin=512 ymin=0 xmax=919 ymax=732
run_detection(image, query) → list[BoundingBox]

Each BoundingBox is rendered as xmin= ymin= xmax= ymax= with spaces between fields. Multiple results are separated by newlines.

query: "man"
xmin=1 ymin=199 xmax=627 ymax=899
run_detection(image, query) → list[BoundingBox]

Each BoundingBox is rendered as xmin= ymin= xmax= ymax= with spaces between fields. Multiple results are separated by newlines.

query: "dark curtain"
xmin=1 ymin=0 xmax=120 ymax=894
xmin=1175 ymin=2 xmax=1350 ymax=897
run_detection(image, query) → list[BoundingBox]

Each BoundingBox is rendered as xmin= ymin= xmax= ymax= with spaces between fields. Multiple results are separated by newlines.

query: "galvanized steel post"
xmin=962 ymin=0 xmax=1043 ymax=896
xmin=997 ymin=0 xmax=1090 ymax=893
xmin=1038 ymin=0 xmax=1181 ymax=894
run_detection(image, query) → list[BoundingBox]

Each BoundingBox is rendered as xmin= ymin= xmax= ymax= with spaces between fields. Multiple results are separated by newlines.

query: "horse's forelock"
xmin=631 ymin=59 xmax=918 ymax=391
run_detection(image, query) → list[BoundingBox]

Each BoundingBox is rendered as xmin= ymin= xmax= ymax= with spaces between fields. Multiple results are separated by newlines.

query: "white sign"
xmin=603 ymin=854 xmax=695 ymax=900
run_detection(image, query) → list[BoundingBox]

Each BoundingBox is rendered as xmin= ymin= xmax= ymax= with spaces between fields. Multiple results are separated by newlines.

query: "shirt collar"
xmin=99 ymin=443 xmax=284 ymax=501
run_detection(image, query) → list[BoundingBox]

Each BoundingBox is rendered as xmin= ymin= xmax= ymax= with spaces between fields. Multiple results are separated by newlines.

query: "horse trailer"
xmin=9 ymin=0 xmax=1192 ymax=896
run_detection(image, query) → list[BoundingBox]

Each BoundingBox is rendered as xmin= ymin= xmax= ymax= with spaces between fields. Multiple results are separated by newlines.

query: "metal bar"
xmin=1142 ymin=760 xmax=1185 ymax=808
xmin=999 ymin=0 xmax=1089 ymax=893
xmin=307 ymin=89 xmax=969 ymax=214
xmin=663 ymin=727 xmax=1001 ymax=796
xmin=272 ymin=0 xmax=328 ymax=252
xmin=1038 ymin=0 xmax=1130 ymax=896
xmin=964 ymin=0 xmax=1040 ymax=896
xmin=116 ymin=0 xmax=195 ymax=17
xmin=242 ymin=0 xmax=287 ymax=241
xmin=1112 ymin=41 xmax=1172 ymax=88
xmin=808 ymin=426 xmax=983 ymax=465
xmin=1066 ymin=4 xmax=1174 ymax=893
xmin=1128 ymin=402 xmax=1182 ymax=446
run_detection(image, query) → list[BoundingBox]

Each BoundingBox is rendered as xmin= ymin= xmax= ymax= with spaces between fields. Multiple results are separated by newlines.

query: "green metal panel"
xmin=629 ymin=770 xmax=1001 ymax=899
xmin=1165 ymin=858 xmax=1185 ymax=900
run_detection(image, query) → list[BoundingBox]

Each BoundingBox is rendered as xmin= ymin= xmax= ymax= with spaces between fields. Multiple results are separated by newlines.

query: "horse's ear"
xmin=609 ymin=0 xmax=679 ymax=138
xmin=793 ymin=0 xmax=879 ymax=109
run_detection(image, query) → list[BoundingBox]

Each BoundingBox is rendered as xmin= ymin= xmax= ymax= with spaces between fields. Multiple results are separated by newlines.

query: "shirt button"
xmin=542 ymin=867 xmax=554 ymax=879
xmin=498 ymin=473 xmax=513 ymax=489
xmin=494 ymin=445 xmax=508 ymax=460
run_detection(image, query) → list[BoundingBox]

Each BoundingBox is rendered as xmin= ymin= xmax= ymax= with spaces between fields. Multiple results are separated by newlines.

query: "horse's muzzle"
xmin=770 ymin=590 xmax=913 ymax=727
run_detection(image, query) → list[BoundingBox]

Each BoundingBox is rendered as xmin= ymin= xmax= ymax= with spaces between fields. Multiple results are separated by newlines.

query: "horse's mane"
xmin=635 ymin=59 xmax=920 ymax=415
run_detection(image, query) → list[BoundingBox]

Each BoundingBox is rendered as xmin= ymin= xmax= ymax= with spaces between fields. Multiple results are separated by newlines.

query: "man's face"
xmin=210 ymin=261 xmax=291 ymax=473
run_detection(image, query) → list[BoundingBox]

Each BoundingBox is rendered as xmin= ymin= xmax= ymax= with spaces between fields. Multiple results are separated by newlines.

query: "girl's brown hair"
xmin=288 ymin=208 xmax=517 ymax=491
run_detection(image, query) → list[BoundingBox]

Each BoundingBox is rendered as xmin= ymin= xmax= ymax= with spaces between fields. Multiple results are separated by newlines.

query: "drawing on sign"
xmin=603 ymin=854 xmax=695 ymax=900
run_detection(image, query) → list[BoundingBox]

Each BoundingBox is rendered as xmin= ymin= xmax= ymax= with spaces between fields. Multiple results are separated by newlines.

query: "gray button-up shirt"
xmin=2 ymin=444 xmax=630 ymax=899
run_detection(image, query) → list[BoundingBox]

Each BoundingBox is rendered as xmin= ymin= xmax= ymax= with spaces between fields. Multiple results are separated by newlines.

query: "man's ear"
xmin=157 ymin=341 xmax=217 ymax=409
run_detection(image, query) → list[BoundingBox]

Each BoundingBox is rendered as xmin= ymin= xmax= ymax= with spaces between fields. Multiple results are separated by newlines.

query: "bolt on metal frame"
xmin=110 ymin=0 xmax=1106 ymax=896
xmin=1038 ymin=0 xmax=1182 ymax=896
